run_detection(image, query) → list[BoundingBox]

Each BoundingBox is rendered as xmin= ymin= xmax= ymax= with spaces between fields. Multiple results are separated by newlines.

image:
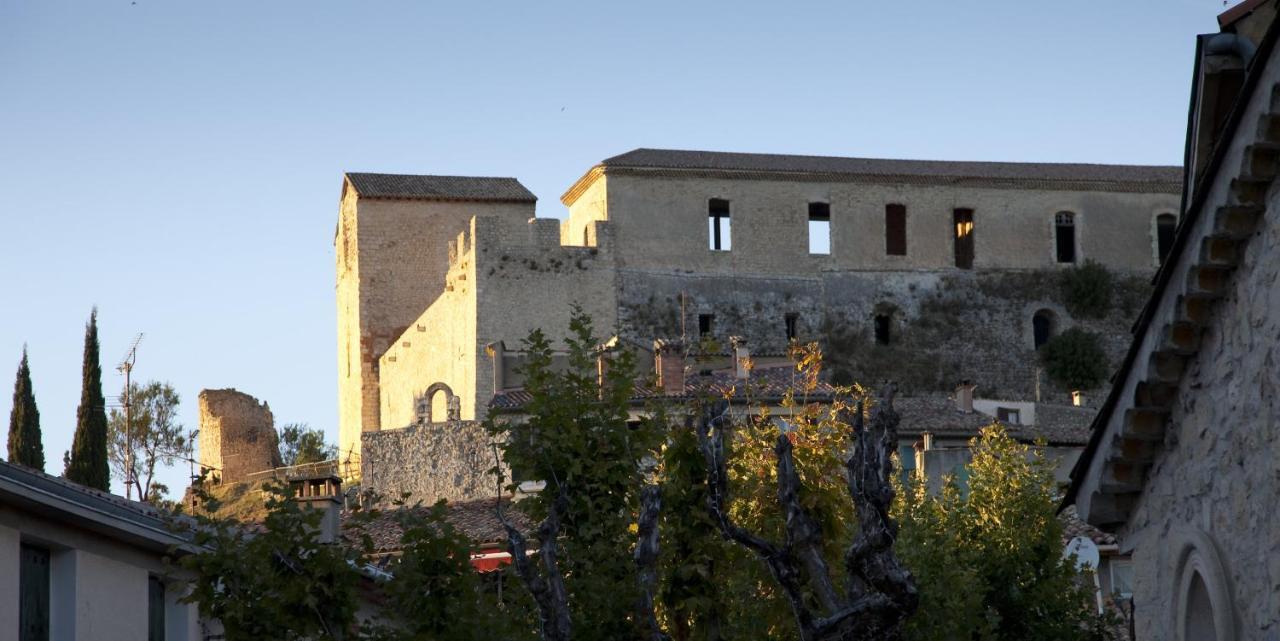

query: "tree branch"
xmin=635 ymin=484 xmax=669 ymax=641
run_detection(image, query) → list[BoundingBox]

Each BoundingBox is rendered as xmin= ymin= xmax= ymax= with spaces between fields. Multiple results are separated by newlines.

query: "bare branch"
xmin=635 ymin=484 xmax=669 ymax=641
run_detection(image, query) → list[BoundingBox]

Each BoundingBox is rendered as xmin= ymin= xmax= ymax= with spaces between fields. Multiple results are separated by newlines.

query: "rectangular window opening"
xmin=807 ymin=202 xmax=830 ymax=255
xmin=149 ymin=576 xmax=166 ymax=641
xmin=953 ymin=208 xmax=974 ymax=269
xmin=874 ymin=315 xmax=892 ymax=345
xmin=885 ymin=204 xmax=907 ymax=256
xmin=785 ymin=313 xmax=799 ymax=341
xmin=996 ymin=407 xmax=1021 ymax=425
xmin=698 ymin=314 xmax=714 ymax=337
xmin=708 ymin=199 xmax=731 ymax=251
xmin=20 ymin=544 xmax=50 ymax=641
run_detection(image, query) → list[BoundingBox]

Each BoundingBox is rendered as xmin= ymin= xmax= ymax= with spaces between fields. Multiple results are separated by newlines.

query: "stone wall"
xmin=360 ymin=419 xmax=501 ymax=505
xmin=198 ymin=389 xmax=282 ymax=484
xmin=616 ymin=267 xmax=1149 ymax=404
xmin=336 ymin=178 xmax=536 ymax=460
xmin=1119 ymin=185 xmax=1280 ymax=638
xmin=592 ymin=173 xmax=1181 ymax=275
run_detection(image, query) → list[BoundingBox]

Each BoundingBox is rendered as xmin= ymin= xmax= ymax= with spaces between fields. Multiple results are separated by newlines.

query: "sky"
xmin=0 ymin=0 xmax=1238 ymax=498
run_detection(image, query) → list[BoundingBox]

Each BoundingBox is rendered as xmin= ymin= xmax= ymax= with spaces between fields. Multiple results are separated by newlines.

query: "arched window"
xmin=1033 ymin=310 xmax=1054 ymax=349
xmin=874 ymin=314 xmax=892 ymax=345
xmin=1184 ymin=572 xmax=1218 ymax=641
xmin=1055 ymin=212 xmax=1076 ymax=263
xmin=1156 ymin=213 xmax=1178 ymax=264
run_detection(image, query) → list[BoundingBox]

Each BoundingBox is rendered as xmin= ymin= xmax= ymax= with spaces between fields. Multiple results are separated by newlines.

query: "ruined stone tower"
xmin=335 ymin=173 xmax=537 ymax=463
xmin=198 ymin=388 xmax=282 ymax=484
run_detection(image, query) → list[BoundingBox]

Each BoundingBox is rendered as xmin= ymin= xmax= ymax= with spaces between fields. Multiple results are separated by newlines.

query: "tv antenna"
xmin=117 ymin=333 xmax=144 ymax=500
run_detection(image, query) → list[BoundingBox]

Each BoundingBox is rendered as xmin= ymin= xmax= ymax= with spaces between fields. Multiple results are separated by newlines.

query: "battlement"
xmin=447 ymin=215 xmax=615 ymax=272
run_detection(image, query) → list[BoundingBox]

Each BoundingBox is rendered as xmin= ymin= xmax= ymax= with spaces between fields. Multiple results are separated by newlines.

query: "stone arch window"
xmin=1156 ymin=213 xmax=1178 ymax=265
xmin=873 ymin=305 xmax=897 ymax=345
xmin=1033 ymin=309 xmax=1055 ymax=349
xmin=415 ymin=382 xmax=459 ymax=425
xmin=1055 ymin=212 xmax=1077 ymax=264
xmin=1171 ymin=526 xmax=1236 ymax=641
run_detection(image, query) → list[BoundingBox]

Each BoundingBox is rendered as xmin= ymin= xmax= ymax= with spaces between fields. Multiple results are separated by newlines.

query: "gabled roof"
xmin=1066 ymin=14 xmax=1280 ymax=525
xmin=0 ymin=459 xmax=195 ymax=552
xmin=563 ymin=147 xmax=1182 ymax=205
xmin=345 ymin=173 xmax=536 ymax=203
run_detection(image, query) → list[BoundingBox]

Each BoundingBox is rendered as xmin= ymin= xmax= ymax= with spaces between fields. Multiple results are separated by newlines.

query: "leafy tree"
xmin=1060 ymin=260 xmax=1114 ymax=319
xmin=66 ymin=309 xmax=110 ymax=490
xmin=7 ymin=347 xmax=44 ymax=469
xmin=280 ymin=423 xmax=337 ymax=466
xmin=487 ymin=306 xmax=665 ymax=641
xmin=179 ymin=480 xmax=367 ymax=641
xmin=896 ymin=425 xmax=1114 ymax=641
xmin=1040 ymin=328 xmax=1109 ymax=390
xmin=108 ymin=380 xmax=187 ymax=502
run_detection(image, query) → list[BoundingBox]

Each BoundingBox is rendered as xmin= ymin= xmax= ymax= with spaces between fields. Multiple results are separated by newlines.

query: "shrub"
xmin=1060 ymin=260 xmax=1114 ymax=319
xmin=1041 ymin=327 xmax=1108 ymax=390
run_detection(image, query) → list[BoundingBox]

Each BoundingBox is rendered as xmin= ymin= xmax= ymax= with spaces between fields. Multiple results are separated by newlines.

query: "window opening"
xmin=1157 ymin=213 xmax=1177 ymax=264
xmin=874 ymin=314 xmax=891 ymax=345
xmin=808 ymin=202 xmax=831 ymax=255
xmin=1055 ymin=212 xmax=1076 ymax=263
xmin=708 ymin=199 xmax=731 ymax=251
xmin=149 ymin=576 xmax=166 ymax=641
xmin=20 ymin=544 xmax=50 ymax=641
xmin=1033 ymin=310 xmax=1054 ymax=349
xmin=785 ymin=313 xmax=799 ymax=341
xmin=996 ymin=407 xmax=1021 ymax=424
xmin=953 ymin=208 xmax=974 ymax=269
xmin=1109 ymin=559 xmax=1133 ymax=599
xmin=886 ymin=204 xmax=907 ymax=255
xmin=698 ymin=314 xmax=714 ymax=337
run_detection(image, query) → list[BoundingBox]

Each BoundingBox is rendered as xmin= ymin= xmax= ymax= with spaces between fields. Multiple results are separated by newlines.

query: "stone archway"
xmin=415 ymin=382 xmax=459 ymax=424
xmin=1170 ymin=526 xmax=1236 ymax=641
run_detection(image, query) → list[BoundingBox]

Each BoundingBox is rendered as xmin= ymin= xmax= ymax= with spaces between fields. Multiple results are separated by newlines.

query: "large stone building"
xmin=337 ymin=149 xmax=1182 ymax=464
xmin=1069 ymin=1 xmax=1280 ymax=637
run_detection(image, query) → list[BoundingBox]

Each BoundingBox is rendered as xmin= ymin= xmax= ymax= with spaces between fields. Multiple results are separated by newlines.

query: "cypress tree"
xmin=7 ymin=347 xmax=44 ymax=469
xmin=65 ymin=309 xmax=110 ymax=490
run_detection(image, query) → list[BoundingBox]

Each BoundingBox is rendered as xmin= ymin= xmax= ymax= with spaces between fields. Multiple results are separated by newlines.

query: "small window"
xmin=583 ymin=225 xmax=590 ymax=246
xmin=784 ymin=313 xmax=799 ymax=341
xmin=20 ymin=544 xmax=50 ymax=641
xmin=708 ymin=199 xmax=731 ymax=251
xmin=1110 ymin=558 xmax=1134 ymax=599
xmin=874 ymin=314 xmax=892 ymax=345
xmin=885 ymin=204 xmax=907 ymax=256
xmin=996 ymin=407 xmax=1021 ymax=424
xmin=953 ymin=209 xmax=974 ymax=269
xmin=808 ymin=202 xmax=831 ymax=255
xmin=1055 ymin=212 xmax=1076 ymax=263
xmin=1033 ymin=310 xmax=1054 ymax=349
xmin=698 ymin=314 xmax=714 ymax=337
xmin=149 ymin=576 xmax=166 ymax=641
xmin=1156 ymin=213 xmax=1177 ymax=264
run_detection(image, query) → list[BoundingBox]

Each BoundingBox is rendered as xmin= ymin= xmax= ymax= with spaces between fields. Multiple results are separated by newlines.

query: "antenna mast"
xmin=117 ymin=334 xmax=144 ymax=500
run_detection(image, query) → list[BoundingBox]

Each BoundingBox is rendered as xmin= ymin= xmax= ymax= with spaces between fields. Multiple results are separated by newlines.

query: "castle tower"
xmin=336 ymin=173 xmax=536 ymax=467
xmin=198 ymin=388 xmax=282 ymax=484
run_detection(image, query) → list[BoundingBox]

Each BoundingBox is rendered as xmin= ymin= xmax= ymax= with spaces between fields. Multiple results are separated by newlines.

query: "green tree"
xmin=279 ymin=423 xmax=337 ymax=466
xmin=1060 ymin=260 xmax=1115 ymax=319
xmin=896 ymin=425 xmax=1114 ymax=641
xmin=108 ymin=381 xmax=187 ymax=502
xmin=1041 ymin=327 xmax=1109 ymax=390
xmin=487 ymin=306 xmax=664 ymax=641
xmin=66 ymin=309 xmax=110 ymax=490
xmin=7 ymin=347 xmax=45 ymax=469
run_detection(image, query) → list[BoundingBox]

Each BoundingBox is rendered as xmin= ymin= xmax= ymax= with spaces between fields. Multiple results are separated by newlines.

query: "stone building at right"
xmin=1068 ymin=1 xmax=1280 ymax=637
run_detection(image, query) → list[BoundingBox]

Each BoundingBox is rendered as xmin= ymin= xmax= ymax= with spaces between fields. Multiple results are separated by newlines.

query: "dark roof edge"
xmin=345 ymin=173 xmax=538 ymax=203
xmin=1062 ymin=16 xmax=1280 ymax=511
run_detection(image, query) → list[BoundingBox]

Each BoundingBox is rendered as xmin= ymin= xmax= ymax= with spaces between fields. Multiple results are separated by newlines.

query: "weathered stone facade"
xmin=360 ymin=419 xmax=501 ymax=506
xmin=341 ymin=150 xmax=1182 ymax=483
xmin=197 ymin=388 xmax=282 ymax=484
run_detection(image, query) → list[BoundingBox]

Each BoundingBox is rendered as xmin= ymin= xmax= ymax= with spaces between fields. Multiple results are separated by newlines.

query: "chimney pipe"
xmin=654 ymin=340 xmax=685 ymax=396
xmin=1071 ymin=390 xmax=1084 ymax=407
xmin=731 ymin=336 xmax=750 ymax=380
xmin=292 ymin=474 xmax=343 ymax=544
xmin=955 ymin=381 xmax=976 ymax=413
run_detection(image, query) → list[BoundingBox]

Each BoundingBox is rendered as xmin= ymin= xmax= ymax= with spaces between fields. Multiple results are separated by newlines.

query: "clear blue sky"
xmin=0 ymin=0 xmax=1233 ymax=497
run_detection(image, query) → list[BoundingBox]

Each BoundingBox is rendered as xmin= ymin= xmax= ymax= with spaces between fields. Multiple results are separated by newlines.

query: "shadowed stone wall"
xmin=198 ymin=388 xmax=282 ymax=484
xmin=361 ymin=419 xmax=503 ymax=504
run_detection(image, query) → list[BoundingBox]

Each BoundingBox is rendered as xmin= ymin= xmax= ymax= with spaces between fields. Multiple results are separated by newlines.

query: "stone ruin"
xmin=198 ymin=388 xmax=282 ymax=484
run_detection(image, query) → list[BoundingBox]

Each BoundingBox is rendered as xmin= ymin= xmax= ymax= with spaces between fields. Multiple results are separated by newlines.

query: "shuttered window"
xmin=20 ymin=544 xmax=50 ymax=641
xmin=885 ymin=204 xmax=907 ymax=255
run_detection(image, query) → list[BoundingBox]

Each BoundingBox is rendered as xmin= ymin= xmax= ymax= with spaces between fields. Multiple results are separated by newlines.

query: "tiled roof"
xmin=600 ymin=148 xmax=1183 ymax=186
xmin=1029 ymin=404 xmax=1096 ymax=446
xmin=346 ymin=173 xmax=536 ymax=202
xmin=1059 ymin=505 xmax=1117 ymax=546
xmin=344 ymin=498 xmax=531 ymax=553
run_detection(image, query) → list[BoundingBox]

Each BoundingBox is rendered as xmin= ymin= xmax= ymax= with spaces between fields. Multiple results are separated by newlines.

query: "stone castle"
xmin=336 ymin=148 xmax=1182 ymax=465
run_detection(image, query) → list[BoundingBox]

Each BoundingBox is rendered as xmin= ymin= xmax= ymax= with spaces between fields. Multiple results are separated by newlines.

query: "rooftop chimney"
xmin=654 ymin=339 xmax=685 ymax=395
xmin=1071 ymin=390 xmax=1084 ymax=407
xmin=291 ymin=471 xmax=343 ymax=544
xmin=731 ymin=336 xmax=750 ymax=380
xmin=955 ymin=381 xmax=977 ymax=413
